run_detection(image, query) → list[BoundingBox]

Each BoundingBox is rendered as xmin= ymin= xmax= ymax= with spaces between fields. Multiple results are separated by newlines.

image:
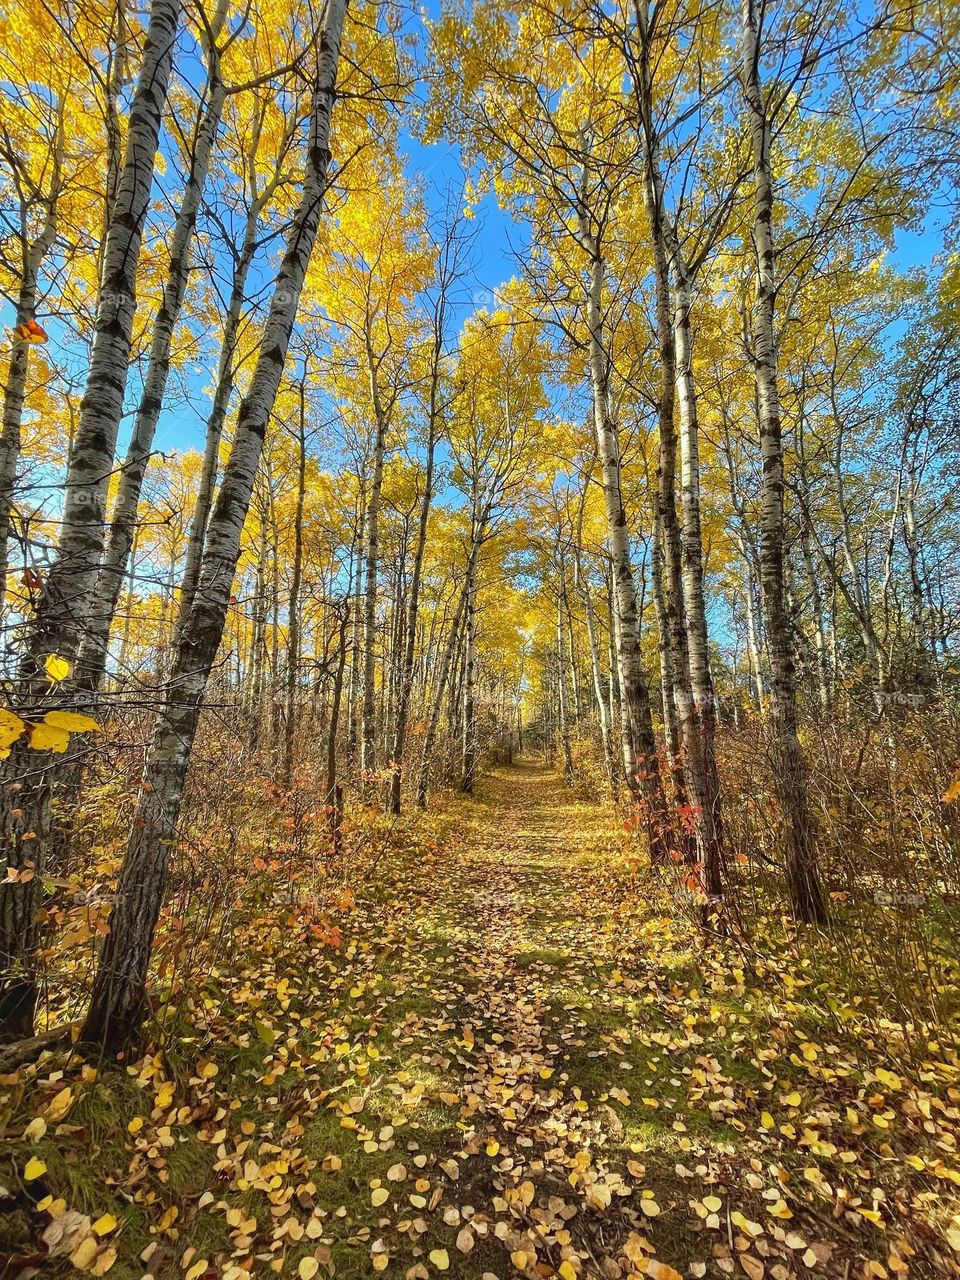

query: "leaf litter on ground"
xmin=1 ymin=763 xmax=959 ymax=1279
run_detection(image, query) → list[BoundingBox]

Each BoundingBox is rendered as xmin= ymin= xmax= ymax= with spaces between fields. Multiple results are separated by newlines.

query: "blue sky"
xmin=152 ymin=120 xmax=520 ymax=455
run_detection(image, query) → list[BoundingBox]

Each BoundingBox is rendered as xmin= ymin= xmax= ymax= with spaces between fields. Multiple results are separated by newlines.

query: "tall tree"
xmin=740 ymin=0 xmax=826 ymax=923
xmin=0 ymin=0 xmax=182 ymax=1037
xmin=388 ymin=201 xmax=470 ymax=812
xmin=81 ymin=0 xmax=349 ymax=1050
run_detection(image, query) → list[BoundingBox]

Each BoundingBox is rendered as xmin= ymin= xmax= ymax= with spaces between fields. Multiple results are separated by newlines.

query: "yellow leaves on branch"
xmin=0 ymin=657 xmax=102 ymax=757
xmin=44 ymin=653 xmax=71 ymax=683
xmin=28 ymin=721 xmax=71 ymax=753
xmin=26 ymin=710 xmax=102 ymax=755
xmin=0 ymin=708 xmax=24 ymax=756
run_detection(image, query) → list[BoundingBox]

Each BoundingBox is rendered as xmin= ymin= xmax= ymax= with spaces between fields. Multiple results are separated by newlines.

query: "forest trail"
xmin=339 ymin=759 xmax=655 ymax=1275
xmin=3 ymin=763 xmax=956 ymax=1279
xmin=287 ymin=758 xmax=700 ymax=1280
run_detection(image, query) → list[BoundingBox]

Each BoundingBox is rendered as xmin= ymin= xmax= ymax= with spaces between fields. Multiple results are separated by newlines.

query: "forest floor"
xmin=2 ymin=762 xmax=959 ymax=1280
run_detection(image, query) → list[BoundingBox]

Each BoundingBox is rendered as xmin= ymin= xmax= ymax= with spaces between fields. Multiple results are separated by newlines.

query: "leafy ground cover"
xmin=2 ymin=762 xmax=959 ymax=1279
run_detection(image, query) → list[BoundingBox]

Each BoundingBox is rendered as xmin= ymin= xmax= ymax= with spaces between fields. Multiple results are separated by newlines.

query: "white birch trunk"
xmin=460 ymin=555 xmax=478 ymax=793
xmin=360 ymin=377 xmax=387 ymax=786
xmin=741 ymin=0 xmax=826 ymax=922
xmin=80 ymin=5 xmax=229 ymax=689
xmin=388 ymin=344 xmax=441 ymax=813
xmin=0 ymin=124 xmax=63 ymax=596
xmin=176 ymin=194 xmax=266 ymax=629
xmin=0 ymin=0 xmax=181 ymax=1038
xmin=578 ymin=556 xmax=617 ymax=795
xmin=81 ymin=0 xmax=349 ymax=1049
xmin=584 ymin=246 xmax=668 ymax=856
xmin=556 ymin=579 xmax=575 ymax=786
xmin=22 ymin=0 xmax=181 ymax=674
xmin=671 ymin=259 xmax=724 ymax=899
xmin=634 ymin=0 xmax=723 ymax=898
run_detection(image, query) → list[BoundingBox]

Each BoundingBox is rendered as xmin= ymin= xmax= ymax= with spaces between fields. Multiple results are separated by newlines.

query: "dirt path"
xmin=364 ymin=761 xmax=651 ymax=1277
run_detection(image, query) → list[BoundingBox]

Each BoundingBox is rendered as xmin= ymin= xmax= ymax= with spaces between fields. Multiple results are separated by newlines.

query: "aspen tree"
xmin=740 ymin=0 xmax=826 ymax=923
xmin=0 ymin=0 xmax=183 ymax=1036
xmin=81 ymin=0 xmax=349 ymax=1049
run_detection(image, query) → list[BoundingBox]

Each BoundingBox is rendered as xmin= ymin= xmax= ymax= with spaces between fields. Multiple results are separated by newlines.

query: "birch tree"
xmin=740 ymin=0 xmax=826 ymax=923
xmin=0 ymin=0 xmax=121 ymax=598
xmin=626 ymin=0 xmax=728 ymax=899
xmin=81 ymin=0 xmax=349 ymax=1050
xmin=387 ymin=201 xmax=471 ymax=812
xmin=79 ymin=0 xmax=234 ymax=691
xmin=0 ymin=0 xmax=182 ymax=1037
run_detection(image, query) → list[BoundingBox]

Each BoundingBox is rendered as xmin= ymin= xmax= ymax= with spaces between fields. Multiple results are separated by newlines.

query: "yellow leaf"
xmin=24 ymin=1116 xmax=46 ymax=1142
xmin=27 ymin=722 xmax=69 ymax=753
xmin=587 ymin=1183 xmax=612 ymax=1209
xmin=24 ymin=1156 xmax=47 ymax=1180
xmin=428 ymin=1249 xmax=450 ymax=1271
xmin=92 ymin=1214 xmax=117 ymax=1236
xmin=0 ymin=708 xmax=25 ymax=751
xmin=702 ymin=1195 xmax=722 ymax=1213
xmin=624 ymin=1235 xmax=652 ymax=1264
xmin=44 ymin=654 xmax=70 ymax=683
xmin=760 ymin=1111 xmax=775 ymax=1129
xmin=558 ymin=1262 xmax=578 ymax=1280
xmin=43 ymin=710 xmax=101 ymax=733
xmin=298 ymin=1260 xmax=320 ymax=1280
xmin=45 ymin=1086 xmax=73 ymax=1120
xmin=371 ymin=1188 xmax=389 ymax=1207
xmin=69 ymin=1236 xmax=99 ymax=1271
